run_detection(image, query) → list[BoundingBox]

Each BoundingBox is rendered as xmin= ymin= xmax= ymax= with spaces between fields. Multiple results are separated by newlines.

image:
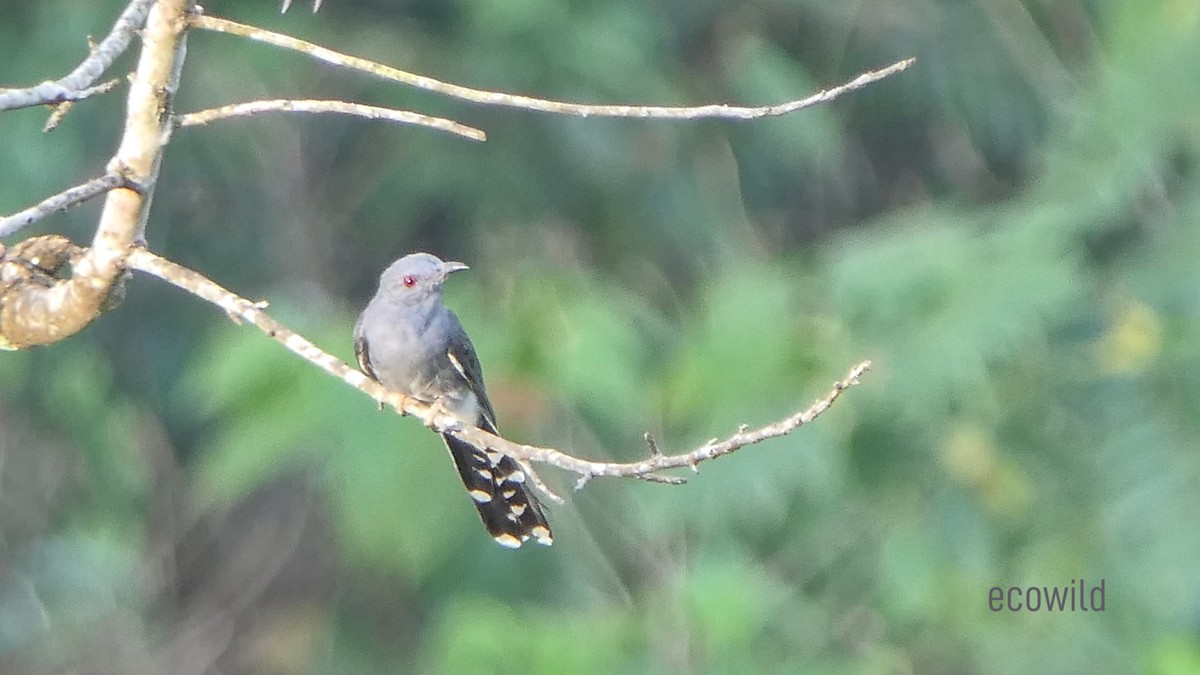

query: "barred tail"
xmin=442 ymin=434 xmax=552 ymax=548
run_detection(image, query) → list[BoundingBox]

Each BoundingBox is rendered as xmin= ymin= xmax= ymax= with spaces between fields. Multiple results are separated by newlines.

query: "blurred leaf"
xmin=1147 ymin=635 xmax=1200 ymax=675
xmin=424 ymin=596 xmax=636 ymax=675
xmin=682 ymin=553 xmax=789 ymax=666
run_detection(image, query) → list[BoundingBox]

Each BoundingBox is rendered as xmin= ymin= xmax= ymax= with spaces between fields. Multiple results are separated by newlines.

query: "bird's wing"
xmin=445 ymin=331 xmax=498 ymax=433
xmin=352 ymin=314 xmax=380 ymax=383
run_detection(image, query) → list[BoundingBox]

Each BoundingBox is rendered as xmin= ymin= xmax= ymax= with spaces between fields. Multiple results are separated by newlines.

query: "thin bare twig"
xmin=0 ymin=0 xmax=153 ymax=112
xmin=125 ymin=247 xmax=868 ymax=490
xmin=517 ymin=361 xmax=871 ymax=486
xmin=43 ymin=78 xmax=124 ymax=132
xmin=175 ymin=99 xmax=486 ymax=141
xmin=0 ymin=173 xmax=129 ymax=238
xmin=191 ymin=13 xmax=914 ymax=121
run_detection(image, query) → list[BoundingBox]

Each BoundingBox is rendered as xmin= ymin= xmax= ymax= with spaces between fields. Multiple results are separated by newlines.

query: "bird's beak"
xmin=443 ymin=261 xmax=469 ymax=275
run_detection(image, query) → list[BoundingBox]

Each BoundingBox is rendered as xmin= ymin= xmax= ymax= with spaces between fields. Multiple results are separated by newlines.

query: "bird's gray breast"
xmin=357 ymin=296 xmax=479 ymax=421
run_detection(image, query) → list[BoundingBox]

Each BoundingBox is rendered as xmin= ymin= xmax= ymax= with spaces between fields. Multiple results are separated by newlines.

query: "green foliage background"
xmin=3 ymin=0 xmax=1200 ymax=672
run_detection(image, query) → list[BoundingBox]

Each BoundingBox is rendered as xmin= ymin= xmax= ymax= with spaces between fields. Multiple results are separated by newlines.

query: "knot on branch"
xmin=0 ymin=235 xmax=128 ymax=349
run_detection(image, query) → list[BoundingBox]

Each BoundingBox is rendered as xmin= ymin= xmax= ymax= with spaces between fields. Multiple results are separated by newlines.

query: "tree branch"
xmin=0 ymin=0 xmax=191 ymax=350
xmin=1 ymin=3 xmax=908 ymax=355
xmin=191 ymin=13 xmax=914 ymax=122
xmin=0 ymin=0 xmax=154 ymax=112
xmin=175 ymin=99 xmax=486 ymax=141
xmin=124 ymin=247 xmax=868 ymax=490
xmin=5 ymin=2 xmax=880 ymax=503
xmin=0 ymin=173 xmax=130 ymax=239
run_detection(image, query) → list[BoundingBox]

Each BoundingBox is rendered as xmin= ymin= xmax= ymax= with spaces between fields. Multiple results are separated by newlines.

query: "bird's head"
xmin=377 ymin=252 xmax=469 ymax=304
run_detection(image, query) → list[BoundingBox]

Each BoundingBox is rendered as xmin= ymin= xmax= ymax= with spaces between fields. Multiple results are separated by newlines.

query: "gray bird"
xmin=354 ymin=253 xmax=552 ymax=548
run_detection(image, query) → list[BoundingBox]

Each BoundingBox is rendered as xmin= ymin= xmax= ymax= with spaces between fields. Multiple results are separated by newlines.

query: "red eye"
xmin=402 ymin=274 xmax=417 ymax=288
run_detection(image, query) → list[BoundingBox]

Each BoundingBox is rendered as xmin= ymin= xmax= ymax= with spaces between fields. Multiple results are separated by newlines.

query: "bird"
xmin=353 ymin=253 xmax=552 ymax=548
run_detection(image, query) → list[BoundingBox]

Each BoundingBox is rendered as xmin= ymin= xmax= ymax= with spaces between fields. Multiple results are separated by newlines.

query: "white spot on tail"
xmin=469 ymin=489 xmax=492 ymax=503
xmin=494 ymin=534 xmax=522 ymax=548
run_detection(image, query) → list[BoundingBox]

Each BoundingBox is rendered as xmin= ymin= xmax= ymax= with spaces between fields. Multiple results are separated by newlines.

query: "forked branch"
xmin=0 ymin=0 xmax=190 ymax=350
xmin=0 ymin=0 xmax=154 ymax=112
xmin=1 ymin=0 xmax=912 ymax=353
xmin=191 ymin=12 xmax=914 ymax=122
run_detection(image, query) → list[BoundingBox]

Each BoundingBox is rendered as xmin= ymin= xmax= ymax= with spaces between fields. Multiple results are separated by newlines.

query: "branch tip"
xmin=643 ymin=432 xmax=664 ymax=458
